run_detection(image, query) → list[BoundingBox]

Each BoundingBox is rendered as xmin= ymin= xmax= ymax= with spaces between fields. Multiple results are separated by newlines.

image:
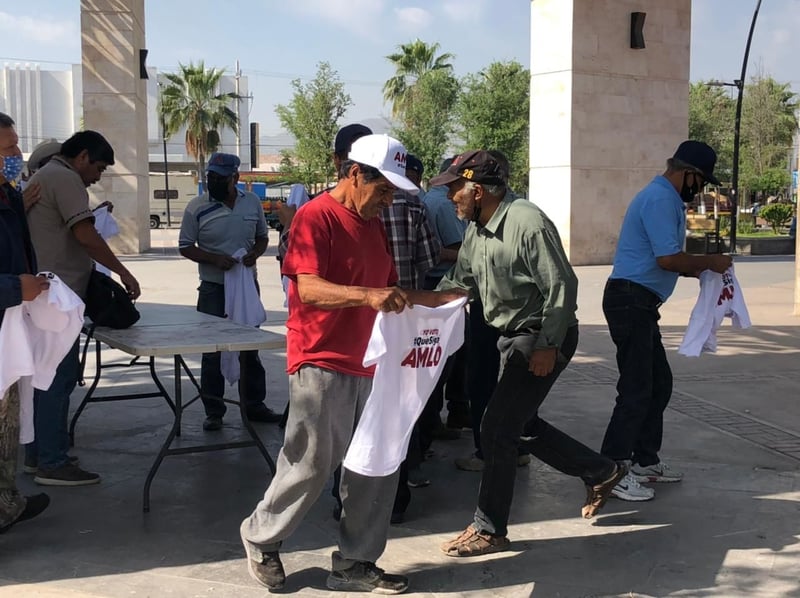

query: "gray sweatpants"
xmin=241 ymin=365 xmax=399 ymax=568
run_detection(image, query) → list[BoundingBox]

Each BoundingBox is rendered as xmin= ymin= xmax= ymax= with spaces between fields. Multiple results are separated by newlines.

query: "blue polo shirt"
xmin=609 ymin=176 xmax=686 ymax=301
xmin=423 ymin=185 xmax=467 ymax=279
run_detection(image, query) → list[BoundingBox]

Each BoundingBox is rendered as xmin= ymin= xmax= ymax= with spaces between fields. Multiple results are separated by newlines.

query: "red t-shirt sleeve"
xmin=282 ymin=205 xmax=329 ymax=279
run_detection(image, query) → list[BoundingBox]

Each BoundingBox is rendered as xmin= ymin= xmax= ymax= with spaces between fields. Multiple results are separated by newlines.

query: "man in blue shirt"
xmin=602 ymin=141 xmax=732 ymax=501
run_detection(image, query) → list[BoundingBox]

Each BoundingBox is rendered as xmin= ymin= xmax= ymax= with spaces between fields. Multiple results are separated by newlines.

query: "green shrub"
xmin=737 ymin=214 xmax=756 ymax=235
xmin=759 ymin=203 xmax=795 ymax=234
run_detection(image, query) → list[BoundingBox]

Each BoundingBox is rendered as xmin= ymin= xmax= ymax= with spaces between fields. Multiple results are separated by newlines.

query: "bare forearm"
xmin=657 ymin=252 xmax=732 ymax=276
xmin=253 ymin=235 xmax=268 ymax=257
xmin=296 ymin=274 xmax=373 ymax=309
xmin=180 ymin=245 xmax=223 ymax=266
xmin=439 ymin=247 xmax=459 ymax=263
xmin=73 ymin=223 xmax=131 ymax=277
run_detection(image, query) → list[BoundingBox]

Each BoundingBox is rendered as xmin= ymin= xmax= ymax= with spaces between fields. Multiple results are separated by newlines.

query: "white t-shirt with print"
xmin=343 ymin=297 xmax=467 ymax=477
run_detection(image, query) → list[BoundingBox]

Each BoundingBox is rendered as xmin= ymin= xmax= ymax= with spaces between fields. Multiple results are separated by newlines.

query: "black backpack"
xmin=84 ymin=269 xmax=140 ymax=329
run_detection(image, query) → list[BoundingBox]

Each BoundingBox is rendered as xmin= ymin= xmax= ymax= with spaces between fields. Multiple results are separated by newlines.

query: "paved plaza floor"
xmin=1 ymin=229 xmax=798 ymax=597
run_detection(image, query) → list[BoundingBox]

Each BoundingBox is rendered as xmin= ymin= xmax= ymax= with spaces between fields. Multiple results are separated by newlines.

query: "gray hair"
xmin=465 ymin=180 xmax=506 ymax=198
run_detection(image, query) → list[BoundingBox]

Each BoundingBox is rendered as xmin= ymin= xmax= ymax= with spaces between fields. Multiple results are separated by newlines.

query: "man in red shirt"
xmin=240 ymin=134 xmax=464 ymax=594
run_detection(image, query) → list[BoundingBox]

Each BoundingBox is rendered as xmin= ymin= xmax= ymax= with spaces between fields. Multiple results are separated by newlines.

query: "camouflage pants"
xmin=0 ymin=383 xmax=24 ymax=528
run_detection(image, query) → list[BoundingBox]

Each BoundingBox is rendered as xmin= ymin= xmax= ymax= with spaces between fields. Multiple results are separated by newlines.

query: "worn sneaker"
xmin=24 ymin=454 xmax=79 ymax=475
xmin=202 ymin=416 xmax=223 ymax=431
xmin=34 ymin=463 xmax=100 ymax=487
xmin=242 ymin=540 xmax=285 ymax=591
xmin=327 ymin=560 xmax=408 ymax=594
xmin=631 ymin=461 xmax=683 ymax=483
xmin=610 ymin=472 xmax=655 ymax=501
xmin=582 ymin=461 xmax=628 ymax=519
xmin=441 ymin=524 xmax=511 ymax=557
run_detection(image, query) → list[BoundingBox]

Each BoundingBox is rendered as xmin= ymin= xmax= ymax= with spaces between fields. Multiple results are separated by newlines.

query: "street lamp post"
xmin=157 ymin=81 xmax=172 ymax=228
xmin=707 ymin=0 xmax=762 ymax=255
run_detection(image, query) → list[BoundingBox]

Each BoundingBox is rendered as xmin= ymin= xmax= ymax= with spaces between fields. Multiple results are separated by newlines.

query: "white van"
xmin=149 ymin=173 xmax=198 ymax=228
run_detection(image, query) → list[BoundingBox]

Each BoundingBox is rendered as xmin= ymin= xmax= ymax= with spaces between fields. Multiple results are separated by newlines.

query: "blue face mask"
xmin=1 ymin=155 xmax=24 ymax=183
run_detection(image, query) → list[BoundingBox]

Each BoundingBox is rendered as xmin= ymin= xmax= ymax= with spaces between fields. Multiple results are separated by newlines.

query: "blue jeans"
xmin=474 ymin=326 xmax=614 ymax=536
xmin=600 ymin=279 xmax=673 ymax=467
xmin=196 ymin=280 xmax=267 ymax=418
xmin=25 ymin=339 xmax=80 ymax=470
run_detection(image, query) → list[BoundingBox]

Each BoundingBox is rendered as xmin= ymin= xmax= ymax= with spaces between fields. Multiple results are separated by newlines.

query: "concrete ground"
xmin=1 ymin=228 xmax=798 ymax=598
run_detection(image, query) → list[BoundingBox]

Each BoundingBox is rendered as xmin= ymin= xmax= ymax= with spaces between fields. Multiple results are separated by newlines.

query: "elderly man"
xmin=240 ymin=134 xmax=464 ymax=594
xmin=26 ymin=130 xmax=140 ymax=487
xmin=433 ymin=150 xmax=625 ymax=557
xmin=601 ymin=141 xmax=732 ymax=501
xmin=179 ymin=152 xmax=279 ymax=430
xmin=0 ymin=112 xmax=51 ymax=531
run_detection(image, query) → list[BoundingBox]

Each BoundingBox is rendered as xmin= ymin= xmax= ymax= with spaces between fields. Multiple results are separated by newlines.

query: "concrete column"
xmin=80 ymin=0 xmax=149 ymax=253
xmin=530 ymin=0 xmax=691 ymax=265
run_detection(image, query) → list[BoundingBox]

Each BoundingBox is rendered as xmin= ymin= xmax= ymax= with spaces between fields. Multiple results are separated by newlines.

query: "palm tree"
xmin=159 ymin=61 xmax=240 ymax=179
xmin=383 ymin=39 xmax=454 ymax=119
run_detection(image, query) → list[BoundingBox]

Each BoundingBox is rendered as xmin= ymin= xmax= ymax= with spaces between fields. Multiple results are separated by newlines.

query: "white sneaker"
xmin=631 ymin=461 xmax=683 ymax=483
xmin=611 ymin=472 xmax=655 ymax=501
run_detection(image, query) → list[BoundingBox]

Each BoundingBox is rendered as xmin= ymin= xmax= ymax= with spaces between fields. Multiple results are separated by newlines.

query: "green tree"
xmin=276 ymin=62 xmax=352 ymax=188
xmin=456 ymin=61 xmax=530 ymax=193
xmin=688 ymin=82 xmax=735 ymax=182
xmin=159 ymin=61 xmax=239 ymax=178
xmin=740 ymin=73 xmax=799 ymax=196
xmin=392 ymin=70 xmax=459 ymax=185
xmin=383 ymin=39 xmax=454 ymax=119
xmin=758 ymin=202 xmax=795 ymax=233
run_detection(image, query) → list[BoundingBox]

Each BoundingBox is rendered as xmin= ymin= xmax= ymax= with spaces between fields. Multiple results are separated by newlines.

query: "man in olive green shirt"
xmin=433 ymin=150 xmax=624 ymax=557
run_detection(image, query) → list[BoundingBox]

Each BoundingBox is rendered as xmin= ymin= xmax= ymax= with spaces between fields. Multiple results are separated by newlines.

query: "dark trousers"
xmin=467 ymin=299 xmax=500 ymax=459
xmin=196 ymin=280 xmax=267 ymax=418
xmin=474 ymin=326 xmax=615 ymax=537
xmin=600 ymin=279 xmax=673 ymax=467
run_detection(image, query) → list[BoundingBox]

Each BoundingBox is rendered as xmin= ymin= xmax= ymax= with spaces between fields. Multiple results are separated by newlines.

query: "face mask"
xmin=680 ymin=172 xmax=700 ymax=203
xmin=207 ymin=179 xmax=230 ymax=202
xmin=1 ymin=155 xmax=24 ymax=183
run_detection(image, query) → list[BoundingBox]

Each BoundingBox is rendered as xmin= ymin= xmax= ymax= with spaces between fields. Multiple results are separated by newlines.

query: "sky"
xmin=1 ymin=0 xmax=799 ymax=140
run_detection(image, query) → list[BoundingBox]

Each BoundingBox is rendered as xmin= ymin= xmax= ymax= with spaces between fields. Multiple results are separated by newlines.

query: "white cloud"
xmin=394 ymin=7 xmax=433 ymax=31
xmin=441 ymin=0 xmax=487 ymax=23
xmin=0 ymin=11 xmax=76 ymax=45
xmin=286 ymin=0 xmax=387 ymax=37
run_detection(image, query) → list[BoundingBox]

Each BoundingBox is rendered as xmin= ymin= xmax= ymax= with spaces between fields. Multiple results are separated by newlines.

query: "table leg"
xmin=143 ymin=355 xmax=183 ymax=512
xmin=69 ymin=339 xmax=102 ymax=447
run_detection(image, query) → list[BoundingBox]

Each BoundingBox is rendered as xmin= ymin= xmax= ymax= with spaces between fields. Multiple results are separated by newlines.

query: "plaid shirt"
xmin=381 ymin=190 xmax=441 ymax=289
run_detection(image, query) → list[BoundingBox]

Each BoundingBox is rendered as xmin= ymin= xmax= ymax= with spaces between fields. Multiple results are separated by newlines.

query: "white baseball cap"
xmin=347 ymin=134 xmax=419 ymax=194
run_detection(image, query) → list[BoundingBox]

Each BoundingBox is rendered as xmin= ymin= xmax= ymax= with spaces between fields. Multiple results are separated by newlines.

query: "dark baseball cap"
xmin=428 ymin=150 xmax=506 ymax=187
xmin=334 ymin=123 xmax=372 ymax=155
xmin=406 ymin=154 xmax=424 ymax=175
xmin=672 ymin=140 xmax=720 ymax=186
xmin=206 ymin=152 xmax=240 ymax=177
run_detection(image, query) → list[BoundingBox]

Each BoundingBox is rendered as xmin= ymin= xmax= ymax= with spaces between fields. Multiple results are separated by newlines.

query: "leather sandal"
xmin=440 ymin=524 xmax=511 ymax=557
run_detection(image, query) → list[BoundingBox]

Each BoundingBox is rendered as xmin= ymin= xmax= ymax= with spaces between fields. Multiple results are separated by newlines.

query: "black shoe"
xmin=243 ymin=546 xmax=285 ymax=590
xmin=203 ymin=416 xmax=223 ymax=431
xmin=34 ymin=463 xmax=100 ymax=487
xmin=246 ymin=406 xmax=282 ymax=424
xmin=327 ymin=560 xmax=408 ymax=594
xmin=0 ymin=493 xmax=50 ymax=534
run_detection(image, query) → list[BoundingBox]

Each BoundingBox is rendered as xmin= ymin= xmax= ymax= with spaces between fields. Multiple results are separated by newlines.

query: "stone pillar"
xmin=80 ymin=0 xmax=149 ymax=253
xmin=529 ymin=0 xmax=691 ymax=265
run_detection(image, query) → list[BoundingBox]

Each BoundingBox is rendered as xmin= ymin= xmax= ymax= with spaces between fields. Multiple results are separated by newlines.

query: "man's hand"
xmin=19 ymin=273 xmax=50 ymax=301
xmin=93 ymin=200 xmax=114 ymax=212
xmin=214 ymin=254 xmax=238 ymax=271
xmin=119 ymin=271 xmax=141 ymax=300
xmin=707 ymin=254 xmax=733 ymax=274
xmin=22 ymin=182 xmax=41 ymax=212
xmin=529 ymin=347 xmax=557 ymax=377
xmin=241 ymin=250 xmax=258 ymax=267
xmin=367 ymin=287 xmax=411 ymax=313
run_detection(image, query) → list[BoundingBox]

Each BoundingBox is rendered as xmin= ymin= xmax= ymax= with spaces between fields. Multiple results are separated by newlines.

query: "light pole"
xmin=157 ymin=81 xmax=172 ymax=227
xmin=707 ymin=0 xmax=762 ymax=255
